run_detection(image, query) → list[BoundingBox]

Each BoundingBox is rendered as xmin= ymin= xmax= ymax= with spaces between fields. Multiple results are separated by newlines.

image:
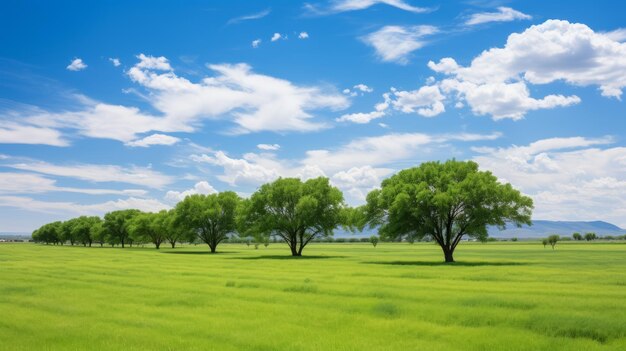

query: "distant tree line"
xmin=32 ymin=160 xmax=534 ymax=262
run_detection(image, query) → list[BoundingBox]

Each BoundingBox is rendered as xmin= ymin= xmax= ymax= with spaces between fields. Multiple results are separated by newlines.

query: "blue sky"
xmin=1 ymin=0 xmax=625 ymax=232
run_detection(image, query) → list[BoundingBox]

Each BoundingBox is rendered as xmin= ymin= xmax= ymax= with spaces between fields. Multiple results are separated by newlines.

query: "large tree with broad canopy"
xmin=239 ymin=177 xmax=349 ymax=256
xmin=359 ymin=160 xmax=533 ymax=262
xmin=174 ymin=192 xmax=241 ymax=253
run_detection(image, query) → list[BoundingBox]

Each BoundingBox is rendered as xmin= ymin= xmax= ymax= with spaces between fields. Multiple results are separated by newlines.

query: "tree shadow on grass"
xmin=363 ymin=260 xmax=527 ymax=267
xmin=162 ymin=251 xmax=238 ymax=255
xmin=232 ymin=255 xmax=346 ymax=260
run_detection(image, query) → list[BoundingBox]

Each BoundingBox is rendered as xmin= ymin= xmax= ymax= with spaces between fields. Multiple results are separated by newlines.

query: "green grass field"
xmin=1 ymin=242 xmax=625 ymax=350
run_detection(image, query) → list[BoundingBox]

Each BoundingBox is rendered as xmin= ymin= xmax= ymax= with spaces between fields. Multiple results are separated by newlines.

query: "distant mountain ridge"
xmin=334 ymin=220 xmax=626 ymax=239
xmin=489 ymin=220 xmax=626 ymax=238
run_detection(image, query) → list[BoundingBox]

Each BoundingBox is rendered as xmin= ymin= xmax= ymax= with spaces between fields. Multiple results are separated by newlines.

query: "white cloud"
xmin=310 ymin=0 xmax=430 ymax=14
xmin=0 ymin=121 xmax=69 ymax=146
xmin=391 ymin=85 xmax=446 ymax=117
xmin=604 ymin=28 xmax=626 ymax=42
xmin=362 ymin=25 xmax=438 ymax=64
xmin=0 ymin=172 xmax=146 ymax=196
xmin=427 ymin=20 xmax=626 ymax=119
xmin=227 ymin=9 xmax=271 ymax=25
xmin=164 ymin=181 xmax=217 ymax=203
xmin=303 ymin=131 xmax=501 ymax=173
xmin=126 ymin=133 xmax=180 ymax=147
xmin=109 ymin=58 xmax=121 ymax=67
xmin=298 ymin=32 xmax=309 ymax=39
xmin=336 ymin=93 xmax=390 ymax=123
xmin=0 ymin=195 xmax=170 ymax=216
xmin=330 ymin=166 xmax=393 ymax=202
xmin=353 ymin=84 xmax=373 ymax=93
xmin=127 ymin=55 xmax=349 ymax=134
xmin=257 ymin=143 xmax=280 ymax=151
xmin=6 ymin=55 xmax=349 ymax=144
xmin=6 ymin=161 xmax=173 ymax=189
xmin=473 ymin=136 xmax=626 ymax=227
xmin=271 ymin=33 xmax=282 ymax=42
xmin=466 ymin=7 xmax=531 ymax=26
xmin=338 ymin=85 xmax=446 ymax=124
xmin=252 ymin=39 xmax=262 ymax=48
xmin=66 ymin=58 xmax=87 ymax=71
xmin=191 ymin=151 xmax=281 ymax=186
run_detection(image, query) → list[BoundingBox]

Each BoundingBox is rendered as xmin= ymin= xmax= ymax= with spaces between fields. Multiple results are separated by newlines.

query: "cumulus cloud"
xmin=164 ymin=181 xmax=217 ymax=203
xmin=126 ymin=134 xmax=180 ymax=147
xmin=252 ymin=39 xmax=262 ymax=48
xmin=426 ymin=20 xmax=626 ymax=119
xmin=109 ymin=58 xmax=121 ymax=67
xmin=473 ymin=136 xmax=626 ymax=227
xmin=604 ymin=28 xmax=626 ymax=42
xmin=271 ymin=33 xmax=282 ymax=42
xmin=465 ymin=7 xmax=531 ymax=26
xmin=298 ymin=32 xmax=309 ymax=39
xmin=390 ymin=85 xmax=445 ymax=117
xmin=362 ymin=25 xmax=438 ymax=64
xmin=6 ymin=161 xmax=173 ymax=189
xmin=66 ymin=58 xmax=87 ymax=71
xmin=257 ymin=143 xmax=280 ymax=151
xmin=338 ymin=84 xmax=446 ymax=124
xmin=336 ymin=93 xmax=390 ymax=123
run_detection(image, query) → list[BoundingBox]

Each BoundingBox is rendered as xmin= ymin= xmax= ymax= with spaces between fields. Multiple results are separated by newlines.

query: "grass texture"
xmin=1 ymin=242 xmax=625 ymax=350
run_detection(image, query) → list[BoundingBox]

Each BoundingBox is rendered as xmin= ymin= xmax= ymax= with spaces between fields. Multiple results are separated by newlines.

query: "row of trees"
xmin=33 ymin=160 xmax=534 ymax=262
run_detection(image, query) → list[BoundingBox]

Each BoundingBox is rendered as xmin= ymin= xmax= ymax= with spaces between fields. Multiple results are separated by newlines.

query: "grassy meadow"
xmin=1 ymin=242 xmax=626 ymax=350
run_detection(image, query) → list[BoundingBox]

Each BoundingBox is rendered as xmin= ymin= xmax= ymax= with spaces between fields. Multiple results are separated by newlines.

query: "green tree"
xmin=548 ymin=234 xmax=559 ymax=250
xmin=572 ymin=232 xmax=582 ymax=241
xmin=103 ymin=209 xmax=141 ymax=248
xmin=370 ymin=235 xmax=379 ymax=247
xmin=71 ymin=216 xmax=101 ymax=247
xmin=32 ymin=221 xmax=62 ymax=245
xmin=91 ymin=221 xmax=107 ymax=247
xmin=358 ymin=160 xmax=533 ymax=263
xmin=129 ymin=211 xmax=168 ymax=249
xmin=175 ymin=192 xmax=241 ymax=253
xmin=584 ymin=232 xmax=597 ymax=241
xmin=542 ymin=238 xmax=548 ymax=248
xmin=163 ymin=209 xmax=191 ymax=248
xmin=60 ymin=219 xmax=80 ymax=245
xmin=239 ymin=177 xmax=348 ymax=256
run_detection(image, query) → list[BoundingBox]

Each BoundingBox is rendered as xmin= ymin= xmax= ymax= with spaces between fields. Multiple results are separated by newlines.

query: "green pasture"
xmin=1 ymin=242 xmax=625 ymax=350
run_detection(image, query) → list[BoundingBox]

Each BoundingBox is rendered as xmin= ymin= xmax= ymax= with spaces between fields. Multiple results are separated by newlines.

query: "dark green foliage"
xmin=175 ymin=192 xmax=241 ymax=253
xmin=239 ymin=177 xmax=348 ymax=256
xmin=370 ymin=235 xmax=379 ymax=247
xmin=547 ymin=235 xmax=559 ymax=250
xmin=103 ymin=209 xmax=141 ymax=248
xmin=572 ymin=232 xmax=582 ymax=241
xmin=358 ymin=160 xmax=533 ymax=262
xmin=584 ymin=232 xmax=597 ymax=241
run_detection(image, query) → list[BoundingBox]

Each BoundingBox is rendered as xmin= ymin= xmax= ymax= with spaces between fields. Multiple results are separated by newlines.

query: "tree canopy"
xmin=239 ymin=177 xmax=348 ymax=256
xmin=103 ymin=209 xmax=141 ymax=248
xmin=174 ymin=192 xmax=241 ymax=253
xmin=358 ymin=160 xmax=533 ymax=262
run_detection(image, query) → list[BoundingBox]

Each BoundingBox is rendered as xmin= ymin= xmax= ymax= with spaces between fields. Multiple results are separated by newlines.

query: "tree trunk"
xmin=170 ymin=242 xmax=176 ymax=248
xmin=289 ymin=242 xmax=299 ymax=256
xmin=443 ymin=247 xmax=455 ymax=263
xmin=209 ymin=244 xmax=216 ymax=253
xmin=155 ymin=242 xmax=160 ymax=249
